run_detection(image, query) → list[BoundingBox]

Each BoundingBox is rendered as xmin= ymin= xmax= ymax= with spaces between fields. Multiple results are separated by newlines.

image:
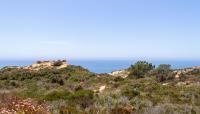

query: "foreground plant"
xmin=0 ymin=95 xmax=51 ymax=114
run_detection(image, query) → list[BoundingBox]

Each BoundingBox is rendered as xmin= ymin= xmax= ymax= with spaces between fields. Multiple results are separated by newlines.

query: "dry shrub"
xmin=0 ymin=93 xmax=51 ymax=114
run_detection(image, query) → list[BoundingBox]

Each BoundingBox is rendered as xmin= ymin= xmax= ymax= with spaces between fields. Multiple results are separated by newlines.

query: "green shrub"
xmin=68 ymin=76 xmax=83 ymax=82
xmin=44 ymin=90 xmax=71 ymax=101
xmin=154 ymin=64 xmax=175 ymax=82
xmin=20 ymin=84 xmax=42 ymax=99
xmin=68 ymin=90 xmax=94 ymax=109
xmin=51 ymin=76 xmax=65 ymax=85
xmin=114 ymin=77 xmax=125 ymax=82
xmin=122 ymin=86 xmax=140 ymax=99
xmin=128 ymin=61 xmax=155 ymax=79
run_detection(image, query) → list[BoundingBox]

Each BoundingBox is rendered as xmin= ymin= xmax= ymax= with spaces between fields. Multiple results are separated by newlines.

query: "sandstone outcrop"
xmin=24 ymin=60 xmax=68 ymax=70
xmin=109 ymin=70 xmax=129 ymax=78
xmin=174 ymin=66 xmax=200 ymax=78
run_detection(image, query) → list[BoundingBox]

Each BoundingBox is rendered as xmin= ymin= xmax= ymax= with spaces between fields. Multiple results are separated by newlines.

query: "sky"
xmin=0 ymin=0 xmax=200 ymax=60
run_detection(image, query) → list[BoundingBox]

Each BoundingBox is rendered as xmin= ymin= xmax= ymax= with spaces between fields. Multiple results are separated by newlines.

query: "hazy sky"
xmin=0 ymin=0 xmax=200 ymax=60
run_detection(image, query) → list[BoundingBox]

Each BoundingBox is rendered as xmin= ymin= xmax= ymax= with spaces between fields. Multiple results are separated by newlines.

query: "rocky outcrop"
xmin=109 ymin=70 xmax=129 ymax=78
xmin=174 ymin=66 xmax=200 ymax=78
xmin=23 ymin=60 xmax=68 ymax=70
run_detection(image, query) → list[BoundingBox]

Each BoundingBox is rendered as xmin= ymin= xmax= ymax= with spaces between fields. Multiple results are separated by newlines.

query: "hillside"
xmin=0 ymin=60 xmax=200 ymax=114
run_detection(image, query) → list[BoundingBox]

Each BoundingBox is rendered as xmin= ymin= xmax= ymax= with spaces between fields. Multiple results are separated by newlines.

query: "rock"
xmin=99 ymin=85 xmax=106 ymax=92
xmin=162 ymin=83 xmax=168 ymax=86
xmin=23 ymin=60 xmax=68 ymax=70
xmin=109 ymin=70 xmax=129 ymax=78
xmin=174 ymin=66 xmax=200 ymax=78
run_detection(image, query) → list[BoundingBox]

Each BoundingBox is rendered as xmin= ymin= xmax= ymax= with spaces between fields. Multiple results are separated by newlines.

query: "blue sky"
xmin=0 ymin=0 xmax=200 ymax=60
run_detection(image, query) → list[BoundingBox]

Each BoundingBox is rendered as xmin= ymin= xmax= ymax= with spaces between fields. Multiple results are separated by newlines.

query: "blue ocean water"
xmin=1 ymin=60 xmax=200 ymax=73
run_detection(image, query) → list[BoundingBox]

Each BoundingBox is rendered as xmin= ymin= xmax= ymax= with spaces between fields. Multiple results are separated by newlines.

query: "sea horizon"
xmin=1 ymin=59 xmax=200 ymax=73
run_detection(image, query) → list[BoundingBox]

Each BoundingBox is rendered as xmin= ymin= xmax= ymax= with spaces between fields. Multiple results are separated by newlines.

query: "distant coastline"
xmin=1 ymin=60 xmax=200 ymax=73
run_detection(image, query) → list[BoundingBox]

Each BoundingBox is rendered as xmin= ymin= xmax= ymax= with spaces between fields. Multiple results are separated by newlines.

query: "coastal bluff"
xmin=2 ymin=60 xmax=69 ymax=71
xmin=109 ymin=65 xmax=200 ymax=79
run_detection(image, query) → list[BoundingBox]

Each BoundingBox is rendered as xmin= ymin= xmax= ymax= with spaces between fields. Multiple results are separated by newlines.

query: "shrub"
xmin=36 ymin=61 xmax=42 ymax=64
xmin=111 ymin=106 xmax=133 ymax=114
xmin=68 ymin=90 xmax=94 ymax=109
xmin=74 ymin=85 xmax=83 ymax=91
xmin=122 ymin=87 xmax=140 ymax=99
xmin=155 ymin=64 xmax=175 ymax=82
xmin=10 ymin=81 xmax=17 ymax=87
xmin=19 ymin=83 xmax=42 ymax=98
xmin=58 ymin=79 xmax=65 ymax=85
xmin=189 ymin=69 xmax=200 ymax=75
xmin=59 ymin=106 xmax=80 ymax=114
xmin=50 ymin=75 xmax=65 ymax=85
xmin=114 ymin=77 xmax=125 ymax=82
xmin=53 ymin=60 xmax=63 ymax=66
xmin=68 ymin=76 xmax=83 ymax=82
xmin=44 ymin=90 xmax=71 ymax=101
xmin=128 ymin=61 xmax=155 ymax=79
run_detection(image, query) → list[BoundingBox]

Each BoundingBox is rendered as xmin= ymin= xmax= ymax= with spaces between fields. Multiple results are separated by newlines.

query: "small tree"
xmin=155 ymin=64 xmax=174 ymax=82
xmin=128 ymin=61 xmax=155 ymax=79
xmin=53 ymin=60 xmax=63 ymax=66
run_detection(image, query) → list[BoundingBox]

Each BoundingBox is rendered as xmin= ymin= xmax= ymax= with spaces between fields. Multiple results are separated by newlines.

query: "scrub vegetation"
xmin=0 ymin=61 xmax=200 ymax=114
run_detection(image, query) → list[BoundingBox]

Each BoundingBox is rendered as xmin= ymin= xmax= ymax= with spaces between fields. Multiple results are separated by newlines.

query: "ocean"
xmin=1 ymin=60 xmax=200 ymax=73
